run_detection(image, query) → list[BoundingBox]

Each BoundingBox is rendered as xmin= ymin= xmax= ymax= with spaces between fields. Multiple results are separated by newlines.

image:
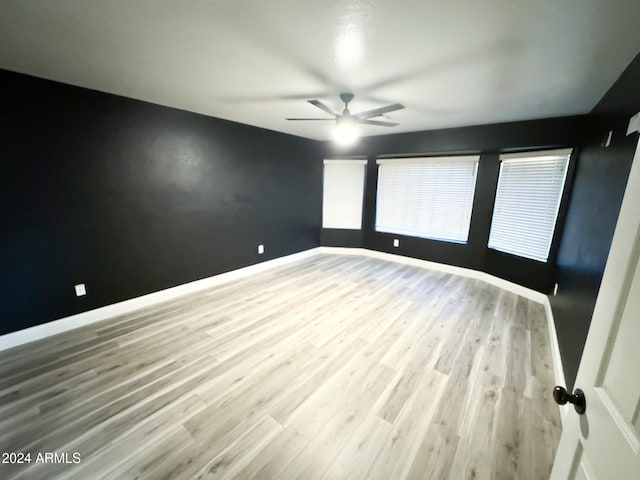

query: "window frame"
xmin=374 ymin=155 xmax=480 ymax=244
xmin=487 ymin=148 xmax=573 ymax=263
xmin=322 ymin=158 xmax=367 ymax=230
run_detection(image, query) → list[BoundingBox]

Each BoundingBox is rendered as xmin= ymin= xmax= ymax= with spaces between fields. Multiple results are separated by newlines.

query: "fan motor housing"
xmin=340 ymin=93 xmax=354 ymax=105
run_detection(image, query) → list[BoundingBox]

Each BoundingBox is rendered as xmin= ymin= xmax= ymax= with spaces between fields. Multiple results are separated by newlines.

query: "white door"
xmin=551 ymin=137 xmax=640 ymax=479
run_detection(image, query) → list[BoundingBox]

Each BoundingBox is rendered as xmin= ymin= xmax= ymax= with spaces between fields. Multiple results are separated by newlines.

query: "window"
xmin=322 ymin=159 xmax=366 ymax=229
xmin=375 ymin=156 xmax=479 ymax=243
xmin=488 ymin=148 xmax=571 ymax=262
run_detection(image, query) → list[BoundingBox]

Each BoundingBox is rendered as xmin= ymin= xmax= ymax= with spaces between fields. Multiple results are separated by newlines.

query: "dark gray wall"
xmin=0 ymin=69 xmax=323 ymax=336
xmin=550 ymin=53 xmax=640 ymax=389
xmin=322 ymin=116 xmax=591 ymax=292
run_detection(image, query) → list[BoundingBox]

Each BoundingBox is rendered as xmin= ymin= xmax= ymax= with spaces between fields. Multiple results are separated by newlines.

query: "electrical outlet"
xmin=627 ymin=111 xmax=640 ymax=136
xmin=553 ymin=283 xmax=559 ymax=296
xmin=75 ymin=284 xmax=86 ymax=297
xmin=393 ymin=239 xmax=399 ymax=247
xmin=258 ymin=244 xmax=264 ymax=254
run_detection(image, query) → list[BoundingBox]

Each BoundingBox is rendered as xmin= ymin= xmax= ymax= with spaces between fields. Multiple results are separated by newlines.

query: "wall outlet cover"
xmin=75 ymin=284 xmax=87 ymax=296
xmin=604 ymin=130 xmax=613 ymax=147
xmin=627 ymin=112 xmax=640 ymax=136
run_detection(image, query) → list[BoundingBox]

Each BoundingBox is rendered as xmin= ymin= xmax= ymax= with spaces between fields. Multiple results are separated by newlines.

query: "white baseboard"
xmin=0 ymin=248 xmax=322 ymax=352
xmin=317 ymin=247 xmax=547 ymax=302
xmin=1 ymin=245 xmax=567 ymax=410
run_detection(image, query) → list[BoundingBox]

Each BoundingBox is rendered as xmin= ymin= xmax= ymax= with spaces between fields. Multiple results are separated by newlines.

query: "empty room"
xmin=1 ymin=1 xmax=640 ymax=479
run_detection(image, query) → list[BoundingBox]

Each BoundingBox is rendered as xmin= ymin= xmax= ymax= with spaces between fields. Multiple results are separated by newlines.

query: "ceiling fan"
xmin=286 ymin=93 xmax=405 ymax=127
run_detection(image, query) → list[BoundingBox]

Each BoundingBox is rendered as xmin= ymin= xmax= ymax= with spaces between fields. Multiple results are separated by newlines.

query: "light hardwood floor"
xmin=0 ymin=254 xmax=561 ymax=479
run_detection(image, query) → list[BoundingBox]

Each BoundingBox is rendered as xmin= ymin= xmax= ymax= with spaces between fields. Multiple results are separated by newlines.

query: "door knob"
xmin=553 ymin=386 xmax=586 ymax=414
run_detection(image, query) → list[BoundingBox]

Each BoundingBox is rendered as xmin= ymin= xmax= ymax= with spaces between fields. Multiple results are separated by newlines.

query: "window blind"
xmin=488 ymin=149 xmax=571 ymax=262
xmin=322 ymin=159 xmax=366 ymax=229
xmin=375 ymin=156 xmax=479 ymax=243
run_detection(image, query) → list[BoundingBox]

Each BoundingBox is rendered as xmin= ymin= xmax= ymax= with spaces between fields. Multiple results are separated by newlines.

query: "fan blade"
xmin=286 ymin=118 xmax=335 ymax=121
xmin=357 ymin=119 xmax=399 ymax=127
xmin=308 ymin=100 xmax=339 ymax=116
xmin=354 ymin=103 xmax=405 ymax=119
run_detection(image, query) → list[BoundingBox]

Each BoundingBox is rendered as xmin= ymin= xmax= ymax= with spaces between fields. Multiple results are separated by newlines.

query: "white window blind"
xmin=488 ymin=148 xmax=571 ymax=262
xmin=375 ymin=156 xmax=479 ymax=243
xmin=322 ymin=159 xmax=366 ymax=229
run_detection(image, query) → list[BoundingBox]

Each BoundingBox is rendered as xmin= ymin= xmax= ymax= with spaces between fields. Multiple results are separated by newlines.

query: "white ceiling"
xmin=0 ymin=0 xmax=639 ymax=141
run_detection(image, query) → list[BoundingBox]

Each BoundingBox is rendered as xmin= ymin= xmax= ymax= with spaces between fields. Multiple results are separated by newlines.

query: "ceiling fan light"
xmin=333 ymin=117 xmax=359 ymax=146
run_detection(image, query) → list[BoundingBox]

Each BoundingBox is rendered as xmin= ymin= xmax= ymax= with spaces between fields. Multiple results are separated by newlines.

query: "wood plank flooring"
xmin=0 ymin=254 xmax=561 ymax=479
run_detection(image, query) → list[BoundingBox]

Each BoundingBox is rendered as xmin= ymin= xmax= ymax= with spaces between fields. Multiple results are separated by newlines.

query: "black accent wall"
xmin=550 ymin=53 xmax=640 ymax=389
xmin=0 ymin=70 xmax=323 ymax=336
xmin=322 ymin=116 xmax=592 ymax=292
